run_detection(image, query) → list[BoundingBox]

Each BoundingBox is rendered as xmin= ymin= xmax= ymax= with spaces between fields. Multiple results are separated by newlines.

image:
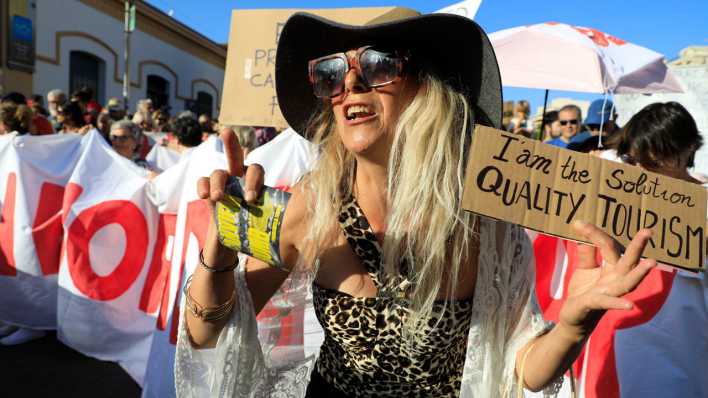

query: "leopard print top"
xmin=311 ymin=196 xmax=474 ymax=397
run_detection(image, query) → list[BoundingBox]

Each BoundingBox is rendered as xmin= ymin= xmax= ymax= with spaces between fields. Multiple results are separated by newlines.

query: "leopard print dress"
xmin=307 ymin=196 xmax=474 ymax=397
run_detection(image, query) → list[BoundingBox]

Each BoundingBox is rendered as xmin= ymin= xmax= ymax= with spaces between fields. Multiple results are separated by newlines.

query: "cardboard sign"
xmin=462 ymin=126 xmax=707 ymax=271
xmin=220 ymin=7 xmax=413 ymax=129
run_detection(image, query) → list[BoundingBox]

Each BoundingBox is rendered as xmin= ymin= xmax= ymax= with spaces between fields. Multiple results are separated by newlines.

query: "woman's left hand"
xmin=557 ymin=221 xmax=657 ymax=342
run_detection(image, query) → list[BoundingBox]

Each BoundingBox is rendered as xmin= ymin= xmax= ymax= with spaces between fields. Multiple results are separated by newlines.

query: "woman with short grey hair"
xmin=109 ymin=120 xmax=146 ymax=166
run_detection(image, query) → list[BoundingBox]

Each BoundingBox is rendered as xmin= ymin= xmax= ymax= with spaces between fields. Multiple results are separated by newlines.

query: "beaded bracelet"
xmin=199 ymin=249 xmax=238 ymax=273
xmin=183 ymin=275 xmax=236 ymax=322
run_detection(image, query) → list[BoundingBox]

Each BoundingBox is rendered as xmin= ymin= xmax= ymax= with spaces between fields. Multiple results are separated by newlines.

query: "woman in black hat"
xmin=177 ymin=10 xmax=656 ymax=398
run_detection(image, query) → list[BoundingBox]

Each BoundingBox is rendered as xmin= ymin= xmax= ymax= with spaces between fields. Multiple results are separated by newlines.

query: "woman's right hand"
xmin=187 ymin=127 xmax=267 ymax=348
xmin=196 ymin=127 xmax=265 ymax=266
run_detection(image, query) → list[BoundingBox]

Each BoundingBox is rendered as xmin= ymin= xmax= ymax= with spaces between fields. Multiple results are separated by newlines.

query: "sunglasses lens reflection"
xmin=360 ymin=49 xmax=400 ymax=86
xmin=311 ymin=47 xmax=404 ymax=98
xmin=313 ymin=57 xmax=347 ymax=98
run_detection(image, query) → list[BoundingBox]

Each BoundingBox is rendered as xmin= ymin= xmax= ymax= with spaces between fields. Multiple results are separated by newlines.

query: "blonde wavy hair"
xmin=302 ymin=74 xmax=478 ymax=342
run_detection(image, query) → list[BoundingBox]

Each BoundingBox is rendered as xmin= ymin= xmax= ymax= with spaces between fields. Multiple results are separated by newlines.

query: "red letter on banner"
xmin=32 ymin=182 xmax=66 ymax=275
xmin=60 ymin=183 xmax=84 ymax=268
xmin=0 ymin=173 xmax=17 ymax=276
xmin=533 ymin=236 xmax=674 ymax=398
xmin=66 ymin=199 xmax=149 ymax=301
xmin=582 ymin=268 xmax=674 ymax=398
xmin=156 ymin=200 xmax=209 ymax=344
xmin=139 ymin=213 xmax=177 ymax=314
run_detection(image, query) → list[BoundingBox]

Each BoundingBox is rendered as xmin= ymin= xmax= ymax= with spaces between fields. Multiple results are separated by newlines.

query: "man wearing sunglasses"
xmin=569 ymin=99 xmax=618 ymax=147
xmin=546 ymin=104 xmax=583 ymax=148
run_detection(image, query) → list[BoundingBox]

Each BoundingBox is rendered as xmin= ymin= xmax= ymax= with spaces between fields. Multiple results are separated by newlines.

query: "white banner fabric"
xmin=0 ymin=133 xmax=84 ymax=329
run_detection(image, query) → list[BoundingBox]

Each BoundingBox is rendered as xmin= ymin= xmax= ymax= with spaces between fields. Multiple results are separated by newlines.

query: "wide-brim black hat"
xmin=275 ymin=10 xmax=503 ymax=138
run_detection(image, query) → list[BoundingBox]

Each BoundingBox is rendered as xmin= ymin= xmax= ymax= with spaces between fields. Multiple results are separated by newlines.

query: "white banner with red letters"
xmin=1 ymin=130 xmax=706 ymax=397
xmin=141 ymin=136 xmax=224 ymax=396
xmin=0 ymin=133 xmax=86 ymax=329
xmin=56 ymin=131 xmax=160 ymax=383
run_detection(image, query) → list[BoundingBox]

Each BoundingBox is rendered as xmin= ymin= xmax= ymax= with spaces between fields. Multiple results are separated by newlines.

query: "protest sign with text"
xmin=462 ymin=126 xmax=707 ymax=271
xmin=219 ymin=7 xmax=416 ymax=128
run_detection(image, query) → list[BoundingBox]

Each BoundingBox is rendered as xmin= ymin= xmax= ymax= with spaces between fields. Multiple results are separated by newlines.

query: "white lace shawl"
xmin=175 ymin=217 xmax=562 ymax=397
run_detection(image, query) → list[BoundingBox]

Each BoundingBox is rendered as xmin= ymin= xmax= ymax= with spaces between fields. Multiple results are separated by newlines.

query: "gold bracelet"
xmin=183 ymin=275 xmax=236 ymax=322
xmin=516 ymin=338 xmax=539 ymax=398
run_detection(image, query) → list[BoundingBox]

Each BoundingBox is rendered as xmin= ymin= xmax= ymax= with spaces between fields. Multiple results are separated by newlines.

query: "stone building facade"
xmin=1 ymin=0 xmax=225 ymax=117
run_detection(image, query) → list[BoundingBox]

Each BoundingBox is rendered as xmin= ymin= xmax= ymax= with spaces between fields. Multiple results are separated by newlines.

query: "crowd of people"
xmin=0 ymin=85 xmax=284 ymax=346
xmin=0 ymin=86 xmax=279 ymax=176
xmin=1 ymin=84 xmax=682 ymax=176
xmin=501 ymin=96 xmax=707 ymax=185
xmin=505 ymin=97 xmax=621 ymax=154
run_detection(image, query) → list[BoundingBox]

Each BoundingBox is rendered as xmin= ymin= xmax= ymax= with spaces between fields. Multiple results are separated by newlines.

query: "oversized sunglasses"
xmin=308 ymin=46 xmax=406 ymax=98
xmin=559 ymin=119 xmax=579 ymax=126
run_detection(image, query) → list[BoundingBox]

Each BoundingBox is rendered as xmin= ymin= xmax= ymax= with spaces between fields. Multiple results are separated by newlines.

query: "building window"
xmin=196 ymin=91 xmax=213 ymax=118
xmin=69 ymin=51 xmax=105 ymax=104
xmin=146 ymin=75 xmax=170 ymax=111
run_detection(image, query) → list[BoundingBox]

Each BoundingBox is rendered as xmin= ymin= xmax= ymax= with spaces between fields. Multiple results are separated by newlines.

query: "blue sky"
xmin=147 ymin=0 xmax=708 ymax=112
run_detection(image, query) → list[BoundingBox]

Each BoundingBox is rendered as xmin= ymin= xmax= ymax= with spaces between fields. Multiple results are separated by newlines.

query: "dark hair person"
xmin=605 ymin=101 xmax=708 ymax=396
xmin=611 ymin=101 xmax=703 ymax=175
xmin=152 ymin=109 xmax=170 ymax=133
xmin=71 ymin=87 xmax=93 ymax=111
xmin=172 ymin=116 xmax=203 ymax=149
xmin=56 ymin=102 xmax=85 ymax=133
xmin=0 ymin=102 xmax=32 ymax=135
xmin=542 ymin=110 xmax=561 ymax=141
xmin=176 ymin=10 xmax=657 ymax=397
xmin=1 ymin=91 xmax=27 ymax=106
xmin=2 ymin=91 xmax=55 ymax=135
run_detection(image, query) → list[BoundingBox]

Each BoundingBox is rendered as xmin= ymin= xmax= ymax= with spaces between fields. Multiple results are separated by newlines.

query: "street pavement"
xmin=0 ymin=331 xmax=141 ymax=397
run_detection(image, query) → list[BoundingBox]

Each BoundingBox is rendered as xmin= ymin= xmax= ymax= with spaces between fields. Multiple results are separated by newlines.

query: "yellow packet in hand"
xmin=214 ymin=176 xmax=290 ymax=268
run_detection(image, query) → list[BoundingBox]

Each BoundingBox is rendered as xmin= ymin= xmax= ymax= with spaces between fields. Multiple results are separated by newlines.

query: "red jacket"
xmin=31 ymin=115 xmax=54 ymax=135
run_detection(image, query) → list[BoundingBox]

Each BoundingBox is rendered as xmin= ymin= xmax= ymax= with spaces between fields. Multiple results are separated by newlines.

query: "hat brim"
xmin=275 ymin=12 xmax=502 ymax=138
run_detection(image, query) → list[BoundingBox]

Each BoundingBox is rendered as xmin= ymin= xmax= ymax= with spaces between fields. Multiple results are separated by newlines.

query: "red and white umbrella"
xmin=489 ymin=22 xmax=683 ymax=94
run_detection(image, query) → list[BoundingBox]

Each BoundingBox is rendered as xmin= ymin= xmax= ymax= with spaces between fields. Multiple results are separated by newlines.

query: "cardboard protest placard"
xmin=462 ymin=126 xmax=707 ymax=271
xmin=220 ymin=7 xmax=414 ymax=129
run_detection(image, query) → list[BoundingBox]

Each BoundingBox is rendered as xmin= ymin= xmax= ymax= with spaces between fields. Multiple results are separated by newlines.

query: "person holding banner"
xmin=0 ymin=101 xmax=32 ymax=135
xmin=56 ymin=101 xmax=89 ymax=134
xmin=109 ymin=120 xmax=152 ymax=170
xmin=176 ymin=10 xmax=657 ymax=397
xmin=604 ymin=101 xmax=708 ymax=397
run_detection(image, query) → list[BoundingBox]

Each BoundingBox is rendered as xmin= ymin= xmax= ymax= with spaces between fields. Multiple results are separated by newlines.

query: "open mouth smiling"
xmin=344 ymin=104 xmax=377 ymax=121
